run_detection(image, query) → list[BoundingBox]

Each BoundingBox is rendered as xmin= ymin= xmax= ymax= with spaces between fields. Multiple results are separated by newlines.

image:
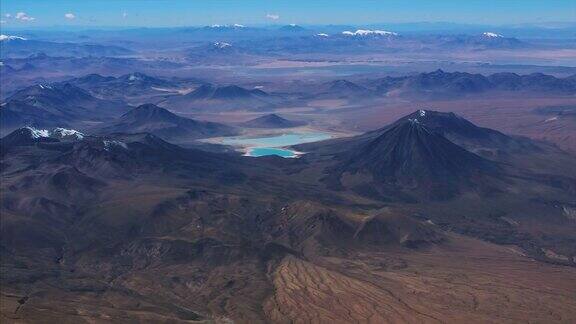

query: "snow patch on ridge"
xmin=128 ymin=74 xmax=142 ymax=82
xmin=213 ymin=42 xmax=232 ymax=49
xmin=342 ymin=29 xmax=398 ymax=36
xmin=0 ymin=34 xmax=27 ymax=42
xmin=23 ymin=126 xmax=85 ymax=140
xmin=38 ymin=84 xmax=53 ymax=90
xmin=482 ymin=32 xmax=503 ymax=38
xmin=52 ymin=127 xmax=85 ymax=140
xmin=210 ymin=24 xmax=246 ymax=29
xmin=545 ymin=116 xmax=558 ymax=122
xmin=103 ymin=140 xmax=128 ymax=151
xmin=25 ymin=127 xmax=50 ymax=139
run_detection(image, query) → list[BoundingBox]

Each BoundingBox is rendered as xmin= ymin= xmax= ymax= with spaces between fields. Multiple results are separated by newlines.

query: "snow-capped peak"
xmin=342 ymin=29 xmax=398 ymax=37
xmin=22 ymin=127 xmax=85 ymax=140
xmin=52 ymin=127 xmax=85 ymax=140
xmin=210 ymin=24 xmax=245 ymax=29
xmin=419 ymin=109 xmax=427 ymax=117
xmin=482 ymin=32 xmax=503 ymax=38
xmin=25 ymin=127 xmax=50 ymax=139
xmin=213 ymin=41 xmax=232 ymax=49
xmin=316 ymin=33 xmax=329 ymax=37
xmin=0 ymin=34 xmax=27 ymax=42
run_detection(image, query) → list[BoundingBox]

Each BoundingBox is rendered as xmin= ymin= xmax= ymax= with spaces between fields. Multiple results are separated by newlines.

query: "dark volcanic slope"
xmin=1 ymin=100 xmax=67 ymax=131
xmin=241 ymin=114 xmax=305 ymax=129
xmin=0 ymin=127 xmax=59 ymax=148
xmin=388 ymin=110 xmax=538 ymax=153
xmin=0 ymin=128 xmax=257 ymax=186
xmin=100 ymin=104 xmax=238 ymax=140
xmin=0 ymin=83 xmax=128 ymax=133
xmin=329 ymin=119 xmax=498 ymax=199
xmin=298 ymin=109 xmax=538 ymax=157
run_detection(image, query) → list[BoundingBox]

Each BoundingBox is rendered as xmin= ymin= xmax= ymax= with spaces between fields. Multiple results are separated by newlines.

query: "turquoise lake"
xmin=221 ymin=132 xmax=331 ymax=158
xmin=248 ymin=148 xmax=296 ymax=158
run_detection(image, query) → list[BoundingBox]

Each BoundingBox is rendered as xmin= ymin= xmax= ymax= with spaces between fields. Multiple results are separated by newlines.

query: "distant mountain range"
xmin=297 ymin=71 xmax=576 ymax=101
xmin=217 ymin=31 xmax=528 ymax=55
xmin=67 ymin=72 xmax=181 ymax=100
xmin=186 ymin=84 xmax=269 ymax=100
xmin=278 ymin=24 xmax=308 ymax=32
xmin=72 ymin=72 xmax=176 ymax=90
xmin=162 ymin=84 xmax=278 ymax=112
xmin=241 ymin=114 xmax=306 ymax=129
xmin=370 ymin=70 xmax=576 ymax=97
xmin=186 ymin=42 xmax=256 ymax=63
xmin=0 ymin=37 xmax=133 ymax=58
xmin=2 ymin=71 xmax=573 ymax=136
xmin=100 ymin=104 xmax=238 ymax=141
xmin=0 ymin=55 xmax=186 ymax=97
xmin=432 ymin=32 xmax=526 ymax=49
xmin=315 ymin=79 xmax=376 ymax=99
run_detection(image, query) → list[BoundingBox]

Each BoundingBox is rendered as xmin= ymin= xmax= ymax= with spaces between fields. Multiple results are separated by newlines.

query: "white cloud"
xmin=65 ymin=13 xmax=76 ymax=20
xmin=0 ymin=20 xmax=6 ymax=25
xmin=122 ymin=12 xmax=128 ymax=19
xmin=266 ymin=13 xmax=280 ymax=20
xmin=5 ymin=14 xmax=12 ymax=18
xmin=15 ymin=12 xmax=35 ymax=22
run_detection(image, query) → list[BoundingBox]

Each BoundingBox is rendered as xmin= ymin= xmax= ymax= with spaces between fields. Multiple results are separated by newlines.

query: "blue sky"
xmin=1 ymin=0 xmax=575 ymax=28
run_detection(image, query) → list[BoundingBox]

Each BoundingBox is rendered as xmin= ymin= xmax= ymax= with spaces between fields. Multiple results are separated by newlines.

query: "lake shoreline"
xmin=199 ymin=127 xmax=352 ymax=157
